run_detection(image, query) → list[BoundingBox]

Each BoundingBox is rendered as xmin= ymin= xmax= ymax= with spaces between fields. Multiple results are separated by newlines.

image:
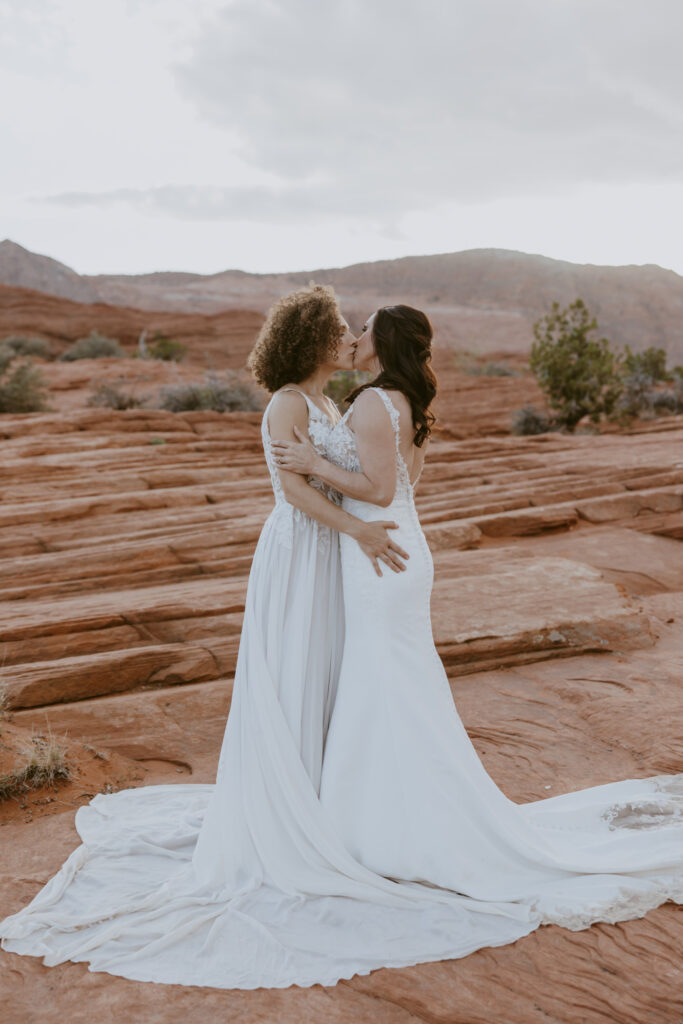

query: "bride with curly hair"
xmin=3 ymin=290 xmax=683 ymax=993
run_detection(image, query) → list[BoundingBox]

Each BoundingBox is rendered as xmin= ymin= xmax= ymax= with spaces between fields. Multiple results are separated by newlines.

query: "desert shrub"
xmin=611 ymin=369 xmax=656 ymax=420
xmin=324 ymin=369 xmax=372 ymax=411
xmin=529 ymin=299 xmax=623 ymax=431
xmin=59 ymin=330 xmax=125 ymax=361
xmin=648 ymin=389 xmax=680 ymax=414
xmin=146 ymin=333 xmax=187 ymax=362
xmin=0 ymin=343 xmax=15 ymax=374
xmin=622 ymin=344 xmax=671 ymax=382
xmin=0 ymin=360 xmax=49 ymax=413
xmin=511 ymin=404 xmax=554 ymax=435
xmin=467 ymin=361 xmax=517 ymax=377
xmin=3 ymin=335 xmax=53 ymax=359
xmin=159 ymin=371 xmax=265 ymax=413
xmin=88 ymin=382 xmax=148 ymax=410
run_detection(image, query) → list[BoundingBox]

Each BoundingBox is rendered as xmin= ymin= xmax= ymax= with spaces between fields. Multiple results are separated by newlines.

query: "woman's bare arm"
xmin=267 ymin=391 xmax=408 ymax=574
xmin=272 ymin=390 xmax=398 ymax=507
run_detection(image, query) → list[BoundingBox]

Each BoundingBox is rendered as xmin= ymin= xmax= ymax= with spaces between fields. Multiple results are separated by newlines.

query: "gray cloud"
xmin=38 ymin=181 xmax=405 ymax=223
xmin=174 ymin=0 xmax=683 ymax=197
xmin=40 ymin=0 xmax=683 ymax=226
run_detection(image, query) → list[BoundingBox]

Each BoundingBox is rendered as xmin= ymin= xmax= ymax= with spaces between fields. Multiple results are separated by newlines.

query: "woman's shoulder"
xmin=267 ymin=386 xmax=311 ymax=427
xmin=360 ymin=386 xmax=409 ymax=417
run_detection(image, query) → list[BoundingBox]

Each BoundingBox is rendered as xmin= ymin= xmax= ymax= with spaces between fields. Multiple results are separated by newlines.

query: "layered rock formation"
xmin=4 ymin=239 xmax=683 ymax=360
xmin=1 ymin=397 xmax=683 ymax=1022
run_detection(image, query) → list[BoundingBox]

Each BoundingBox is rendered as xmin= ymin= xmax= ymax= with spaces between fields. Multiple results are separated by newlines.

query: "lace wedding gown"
xmin=1 ymin=387 xmax=682 ymax=990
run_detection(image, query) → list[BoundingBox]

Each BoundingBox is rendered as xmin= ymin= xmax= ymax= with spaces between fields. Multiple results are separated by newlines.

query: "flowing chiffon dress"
xmin=1 ymin=386 xmax=682 ymax=990
xmin=320 ymin=387 xmax=683 ymax=925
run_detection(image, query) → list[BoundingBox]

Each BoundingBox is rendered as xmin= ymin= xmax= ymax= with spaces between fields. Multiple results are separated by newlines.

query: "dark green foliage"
xmin=0 ymin=360 xmax=49 ymax=413
xmin=146 ymin=333 xmax=187 ymax=362
xmin=529 ymin=299 xmax=623 ymax=431
xmin=324 ymin=369 xmax=371 ymax=412
xmin=59 ymin=331 xmax=126 ymax=361
xmin=159 ymin=371 xmax=265 ymax=413
xmin=621 ymin=345 xmax=671 ymax=382
xmin=511 ymin=404 xmax=553 ymax=435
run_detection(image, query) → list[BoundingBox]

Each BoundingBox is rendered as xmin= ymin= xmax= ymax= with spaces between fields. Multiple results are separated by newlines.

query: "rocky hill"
xmin=3 ymin=240 xmax=683 ymax=361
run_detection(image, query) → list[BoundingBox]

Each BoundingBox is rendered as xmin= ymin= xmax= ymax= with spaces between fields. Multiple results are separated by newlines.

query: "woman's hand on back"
xmin=353 ymin=520 xmax=409 ymax=577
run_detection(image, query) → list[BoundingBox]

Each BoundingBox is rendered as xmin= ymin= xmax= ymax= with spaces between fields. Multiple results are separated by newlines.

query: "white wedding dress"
xmin=1 ymin=386 xmax=682 ymax=990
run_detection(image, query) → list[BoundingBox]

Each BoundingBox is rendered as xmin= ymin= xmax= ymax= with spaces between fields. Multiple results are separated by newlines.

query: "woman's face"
xmin=352 ymin=312 xmax=378 ymax=373
xmin=331 ymin=317 xmax=357 ymax=371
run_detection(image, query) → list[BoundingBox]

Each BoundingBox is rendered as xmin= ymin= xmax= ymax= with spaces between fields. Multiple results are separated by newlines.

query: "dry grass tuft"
xmin=0 ymin=729 xmax=71 ymax=801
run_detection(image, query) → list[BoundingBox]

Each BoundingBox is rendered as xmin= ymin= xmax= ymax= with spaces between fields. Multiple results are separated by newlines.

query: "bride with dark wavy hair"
xmin=2 ymin=298 xmax=682 ymax=992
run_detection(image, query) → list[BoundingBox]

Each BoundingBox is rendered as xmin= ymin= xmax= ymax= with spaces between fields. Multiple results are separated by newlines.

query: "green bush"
xmin=2 ymin=336 xmax=53 ymax=360
xmin=146 ymin=333 xmax=187 ymax=362
xmin=0 ymin=360 xmax=49 ymax=413
xmin=324 ymin=369 xmax=372 ymax=412
xmin=88 ymin=382 xmax=148 ymax=410
xmin=59 ymin=331 xmax=125 ymax=361
xmin=529 ymin=299 xmax=623 ymax=431
xmin=159 ymin=371 xmax=265 ymax=413
xmin=622 ymin=345 xmax=671 ymax=382
xmin=511 ymin=404 xmax=554 ymax=435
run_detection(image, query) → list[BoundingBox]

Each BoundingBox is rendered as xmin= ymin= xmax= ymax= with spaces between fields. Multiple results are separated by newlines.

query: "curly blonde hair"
xmin=247 ymin=283 xmax=345 ymax=393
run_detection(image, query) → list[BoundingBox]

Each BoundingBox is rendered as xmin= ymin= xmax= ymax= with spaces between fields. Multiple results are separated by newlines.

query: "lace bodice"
xmin=325 ymin=386 xmax=415 ymax=506
xmin=261 ymin=387 xmax=342 ymax=549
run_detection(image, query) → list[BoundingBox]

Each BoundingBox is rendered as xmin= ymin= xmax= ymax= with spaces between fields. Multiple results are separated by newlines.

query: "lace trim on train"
xmin=600 ymin=774 xmax=683 ymax=830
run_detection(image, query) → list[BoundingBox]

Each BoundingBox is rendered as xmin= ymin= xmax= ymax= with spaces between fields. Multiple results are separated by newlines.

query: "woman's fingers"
xmin=389 ymin=541 xmax=410 ymax=560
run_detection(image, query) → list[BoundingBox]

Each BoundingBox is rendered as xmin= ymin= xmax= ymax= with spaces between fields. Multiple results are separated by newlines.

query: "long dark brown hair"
xmin=347 ymin=305 xmax=437 ymax=446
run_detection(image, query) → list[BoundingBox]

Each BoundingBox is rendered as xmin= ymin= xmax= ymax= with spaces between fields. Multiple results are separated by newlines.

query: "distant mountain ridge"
xmin=2 ymin=239 xmax=683 ymax=361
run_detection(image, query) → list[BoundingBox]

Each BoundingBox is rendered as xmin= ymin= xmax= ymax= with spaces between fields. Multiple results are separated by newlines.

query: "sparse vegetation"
xmin=530 ymin=299 xmax=623 ymax=432
xmin=324 ymin=369 xmax=372 ymax=411
xmin=59 ymin=330 xmax=126 ymax=361
xmin=146 ymin=332 xmax=187 ymax=362
xmin=2 ymin=335 xmax=53 ymax=360
xmin=88 ymin=381 xmax=148 ymax=410
xmin=0 ymin=359 xmax=49 ymax=413
xmin=158 ymin=371 xmax=265 ymax=413
xmin=467 ymin=361 xmax=518 ymax=377
xmin=511 ymin=404 xmax=554 ymax=435
xmin=0 ymin=729 xmax=70 ymax=802
xmin=621 ymin=344 xmax=671 ymax=382
xmin=529 ymin=302 xmax=683 ymax=432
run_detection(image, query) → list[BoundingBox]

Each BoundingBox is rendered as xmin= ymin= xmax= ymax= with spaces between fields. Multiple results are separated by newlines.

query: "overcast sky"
xmin=2 ymin=0 xmax=683 ymax=276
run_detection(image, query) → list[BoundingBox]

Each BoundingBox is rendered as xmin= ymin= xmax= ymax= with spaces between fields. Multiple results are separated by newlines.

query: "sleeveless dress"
xmin=1 ymin=388 xmax=681 ymax=990
xmin=320 ymin=387 xmax=683 ymax=923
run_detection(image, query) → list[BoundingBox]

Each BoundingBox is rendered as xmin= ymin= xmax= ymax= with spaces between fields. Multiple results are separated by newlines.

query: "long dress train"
xmin=320 ymin=387 xmax=683 ymax=927
xmin=1 ymin=387 xmax=681 ymax=990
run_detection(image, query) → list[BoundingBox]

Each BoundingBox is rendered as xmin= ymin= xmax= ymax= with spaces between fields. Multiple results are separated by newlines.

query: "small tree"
xmin=529 ymin=299 xmax=622 ymax=431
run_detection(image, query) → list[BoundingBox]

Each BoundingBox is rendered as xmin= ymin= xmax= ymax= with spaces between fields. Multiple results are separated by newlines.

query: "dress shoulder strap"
xmin=277 ymin=386 xmax=314 ymax=413
xmin=367 ymin=387 xmax=401 ymax=453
